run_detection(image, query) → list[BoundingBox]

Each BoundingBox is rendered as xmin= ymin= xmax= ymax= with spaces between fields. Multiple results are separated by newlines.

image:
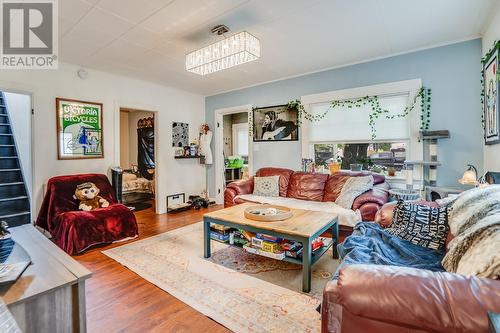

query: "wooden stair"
xmin=0 ymin=92 xmax=30 ymax=226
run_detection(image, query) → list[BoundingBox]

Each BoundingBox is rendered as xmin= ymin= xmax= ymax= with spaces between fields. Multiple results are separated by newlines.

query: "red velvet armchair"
xmin=36 ymin=174 xmax=138 ymax=255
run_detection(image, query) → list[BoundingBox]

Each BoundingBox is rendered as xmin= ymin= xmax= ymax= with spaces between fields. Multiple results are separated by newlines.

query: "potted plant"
xmin=350 ymin=163 xmax=362 ymax=171
xmin=353 ymin=157 xmax=373 ymax=171
xmin=387 ymin=166 xmax=396 ymax=177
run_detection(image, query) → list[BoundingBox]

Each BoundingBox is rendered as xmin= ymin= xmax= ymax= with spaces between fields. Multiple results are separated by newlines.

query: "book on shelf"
xmin=243 ymin=244 xmax=286 ymax=260
xmin=210 ymin=231 xmax=229 ymax=243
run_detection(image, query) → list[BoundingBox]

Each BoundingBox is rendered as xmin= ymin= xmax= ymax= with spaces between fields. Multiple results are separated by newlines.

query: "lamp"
xmin=186 ymin=25 xmax=260 ymax=76
xmin=459 ymin=164 xmax=479 ymax=186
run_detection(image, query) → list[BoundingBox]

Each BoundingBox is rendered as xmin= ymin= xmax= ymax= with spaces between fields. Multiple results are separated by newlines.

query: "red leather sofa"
xmin=224 ymin=167 xmax=389 ymax=236
xmin=36 ymin=174 xmax=139 ymax=255
xmin=321 ymin=202 xmax=500 ymax=333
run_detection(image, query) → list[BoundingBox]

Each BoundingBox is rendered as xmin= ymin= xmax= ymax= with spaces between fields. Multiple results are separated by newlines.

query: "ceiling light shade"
xmin=186 ymin=31 xmax=260 ymax=75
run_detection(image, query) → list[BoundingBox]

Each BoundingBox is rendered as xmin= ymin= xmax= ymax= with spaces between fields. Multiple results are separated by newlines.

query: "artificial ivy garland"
xmin=286 ymin=87 xmax=431 ymax=140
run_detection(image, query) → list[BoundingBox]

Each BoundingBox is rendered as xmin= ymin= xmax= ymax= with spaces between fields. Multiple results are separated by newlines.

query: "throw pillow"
xmin=253 ymin=176 xmax=280 ymax=197
xmin=386 ymin=200 xmax=449 ymax=251
xmin=335 ymin=175 xmax=373 ymax=209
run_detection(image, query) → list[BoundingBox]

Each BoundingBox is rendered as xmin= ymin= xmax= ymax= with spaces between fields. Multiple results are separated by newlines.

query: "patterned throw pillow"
xmin=386 ymin=200 xmax=450 ymax=251
xmin=253 ymin=176 xmax=280 ymax=197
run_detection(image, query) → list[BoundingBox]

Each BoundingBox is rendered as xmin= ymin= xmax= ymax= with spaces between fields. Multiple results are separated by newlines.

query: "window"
xmin=301 ymin=79 xmax=423 ymax=179
xmin=314 ymin=142 xmax=407 ymax=172
xmin=308 ymin=94 xmax=410 ymax=142
xmin=232 ymin=123 xmax=248 ymax=156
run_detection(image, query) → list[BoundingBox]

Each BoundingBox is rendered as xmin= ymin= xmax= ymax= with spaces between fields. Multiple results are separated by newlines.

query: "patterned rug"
xmin=103 ymin=222 xmax=339 ymax=333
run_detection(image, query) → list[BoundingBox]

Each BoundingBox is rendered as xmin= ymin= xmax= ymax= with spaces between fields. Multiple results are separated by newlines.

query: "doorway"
xmin=214 ymin=104 xmax=253 ymax=204
xmin=119 ymin=108 xmax=156 ymax=211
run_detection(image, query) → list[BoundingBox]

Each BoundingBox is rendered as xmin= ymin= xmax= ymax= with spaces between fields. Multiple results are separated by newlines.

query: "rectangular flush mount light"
xmin=185 ymin=31 xmax=260 ymax=76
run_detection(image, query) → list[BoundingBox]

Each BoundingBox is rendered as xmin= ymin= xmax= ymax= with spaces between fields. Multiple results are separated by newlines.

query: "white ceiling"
xmin=58 ymin=0 xmax=497 ymax=96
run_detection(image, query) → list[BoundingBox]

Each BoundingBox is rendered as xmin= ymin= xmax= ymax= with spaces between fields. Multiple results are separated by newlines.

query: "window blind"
xmin=308 ymin=94 xmax=410 ymax=142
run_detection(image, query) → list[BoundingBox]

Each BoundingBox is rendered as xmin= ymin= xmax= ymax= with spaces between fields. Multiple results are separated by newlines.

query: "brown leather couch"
xmin=224 ymin=167 xmax=389 ymax=235
xmin=321 ymin=202 xmax=500 ymax=333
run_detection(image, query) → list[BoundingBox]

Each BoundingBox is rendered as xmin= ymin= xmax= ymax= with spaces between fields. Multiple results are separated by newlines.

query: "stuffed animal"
xmin=74 ymin=182 xmax=110 ymax=211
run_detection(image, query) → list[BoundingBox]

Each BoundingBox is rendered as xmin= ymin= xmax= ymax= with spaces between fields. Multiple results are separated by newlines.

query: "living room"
xmin=0 ymin=0 xmax=498 ymax=332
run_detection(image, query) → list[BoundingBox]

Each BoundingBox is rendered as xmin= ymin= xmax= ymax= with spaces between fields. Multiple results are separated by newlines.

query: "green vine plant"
xmin=286 ymin=87 xmax=431 ymax=140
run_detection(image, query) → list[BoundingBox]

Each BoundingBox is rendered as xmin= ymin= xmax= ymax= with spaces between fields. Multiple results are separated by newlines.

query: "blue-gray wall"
xmin=206 ymin=39 xmax=483 ymax=196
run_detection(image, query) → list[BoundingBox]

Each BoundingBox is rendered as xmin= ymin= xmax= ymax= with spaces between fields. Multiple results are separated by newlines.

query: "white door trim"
xmin=214 ymin=104 xmax=253 ymax=205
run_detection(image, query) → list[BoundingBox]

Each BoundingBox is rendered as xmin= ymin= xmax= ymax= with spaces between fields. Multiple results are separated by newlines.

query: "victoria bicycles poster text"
xmin=56 ymin=98 xmax=104 ymax=159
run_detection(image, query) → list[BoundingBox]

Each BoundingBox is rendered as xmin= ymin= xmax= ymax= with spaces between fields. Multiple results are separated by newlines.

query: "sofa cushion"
xmin=347 ymin=171 xmax=385 ymax=185
xmin=287 ymin=172 xmax=328 ymax=202
xmin=323 ymin=173 xmax=352 ymax=202
xmin=335 ymin=175 xmax=374 ymax=209
xmin=256 ymin=167 xmax=294 ymax=197
xmin=253 ymin=176 xmax=279 ymax=197
xmin=323 ymin=172 xmax=385 ymax=202
xmin=386 ymin=200 xmax=450 ymax=251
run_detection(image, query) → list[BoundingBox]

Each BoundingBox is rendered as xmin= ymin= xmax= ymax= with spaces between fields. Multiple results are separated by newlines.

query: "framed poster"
xmin=172 ymin=122 xmax=189 ymax=147
xmin=253 ymin=104 xmax=298 ymax=142
xmin=483 ymin=43 xmax=500 ymax=145
xmin=56 ymin=98 xmax=104 ymax=159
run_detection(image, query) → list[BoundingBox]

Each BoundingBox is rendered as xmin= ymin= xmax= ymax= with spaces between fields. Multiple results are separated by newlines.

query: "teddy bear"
xmin=74 ymin=182 xmax=110 ymax=211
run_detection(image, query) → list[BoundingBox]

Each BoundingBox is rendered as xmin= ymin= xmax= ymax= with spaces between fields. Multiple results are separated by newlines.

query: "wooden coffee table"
xmin=203 ymin=203 xmax=339 ymax=292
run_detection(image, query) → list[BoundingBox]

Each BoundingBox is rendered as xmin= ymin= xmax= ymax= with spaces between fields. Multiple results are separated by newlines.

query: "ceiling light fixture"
xmin=186 ymin=25 xmax=260 ymax=76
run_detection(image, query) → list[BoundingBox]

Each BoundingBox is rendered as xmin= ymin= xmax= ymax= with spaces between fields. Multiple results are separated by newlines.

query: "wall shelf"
xmin=174 ymin=155 xmax=202 ymax=159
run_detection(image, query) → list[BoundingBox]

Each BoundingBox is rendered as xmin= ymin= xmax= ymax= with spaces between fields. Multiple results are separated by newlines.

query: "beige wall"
xmin=483 ymin=2 xmax=500 ymax=172
xmin=120 ymin=111 xmax=130 ymax=168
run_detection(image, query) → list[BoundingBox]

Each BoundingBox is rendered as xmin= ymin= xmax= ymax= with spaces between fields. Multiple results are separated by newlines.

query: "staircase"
xmin=0 ymin=92 xmax=31 ymax=227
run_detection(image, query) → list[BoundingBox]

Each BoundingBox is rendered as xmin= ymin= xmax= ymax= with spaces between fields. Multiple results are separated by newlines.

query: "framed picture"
xmin=253 ymin=104 xmax=299 ymax=142
xmin=56 ymin=98 xmax=103 ymax=159
xmin=172 ymin=122 xmax=189 ymax=147
xmin=483 ymin=42 xmax=500 ymax=145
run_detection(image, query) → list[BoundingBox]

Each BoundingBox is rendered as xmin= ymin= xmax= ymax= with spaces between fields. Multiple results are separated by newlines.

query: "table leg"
xmin=302 ymin=238 xmax=312 ymax=293
xmin=204 ymin=219 xmax=211 ymax=258
xmin=332 ymin=222 xmax=339 ymax=259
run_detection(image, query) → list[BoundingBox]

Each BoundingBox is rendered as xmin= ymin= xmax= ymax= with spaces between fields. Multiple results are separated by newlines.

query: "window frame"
xmin=301 ymin=79 xmax=423 ymax=188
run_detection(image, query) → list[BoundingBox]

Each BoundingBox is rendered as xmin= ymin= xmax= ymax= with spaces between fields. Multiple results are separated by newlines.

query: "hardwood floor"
xmin=74 ymin=203 xmax=231 ymax=333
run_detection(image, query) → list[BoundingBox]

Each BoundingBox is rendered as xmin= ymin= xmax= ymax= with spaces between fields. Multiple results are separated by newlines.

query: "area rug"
xmin=102 ymin=222 xmax=340 ymax=333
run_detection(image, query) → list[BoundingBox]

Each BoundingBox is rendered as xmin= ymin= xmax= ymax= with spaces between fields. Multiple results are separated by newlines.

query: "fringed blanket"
xmin=335 ymin=222 xmax=445 ymax=278
xmin=442 ymin=186 xmax=500 ymax=279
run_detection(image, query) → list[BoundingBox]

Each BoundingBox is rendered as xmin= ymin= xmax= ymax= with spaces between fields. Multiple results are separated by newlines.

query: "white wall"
xmin=483 ymin=3 xmax=500 ymax=172
xmin=4 ymin=92 xmax=32 ymax=198
xmin=0 ymin=62 xmax=206 ymax=216
xmin=127 ymin=110 xmax=154 ymax=167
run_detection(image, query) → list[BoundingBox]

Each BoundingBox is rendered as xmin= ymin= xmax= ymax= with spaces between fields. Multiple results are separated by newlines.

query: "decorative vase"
xmin=350 ymin=163 xmax=362 ymax=171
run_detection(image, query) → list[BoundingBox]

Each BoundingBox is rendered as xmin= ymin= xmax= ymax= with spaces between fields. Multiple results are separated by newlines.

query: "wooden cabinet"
xmin=0 ymin=225 xmax=91 ymax=332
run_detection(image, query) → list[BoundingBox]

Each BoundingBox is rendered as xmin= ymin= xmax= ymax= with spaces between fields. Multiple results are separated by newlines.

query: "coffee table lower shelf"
xmin=203 ymin=216 xmax=339 ymax=293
